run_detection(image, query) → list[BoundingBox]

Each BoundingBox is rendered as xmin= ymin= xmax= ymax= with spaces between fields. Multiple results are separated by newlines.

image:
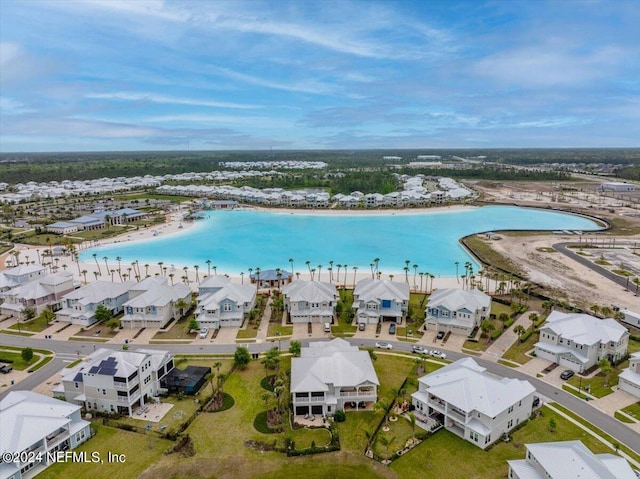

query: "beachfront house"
xmin=0 ymin=264 xmax=47 ymax=294
xmin=282 ymin=280 xmax=337 ymax=323
xmin=0 ymin=272 xmax=75 ymax=318
xmin=424 ymin=288 xmax=491 ymax=336
xmin=291 ymin=339 xmax=379 ymax=417
xmin=620 ymin=309 xmax=640 ymax=329
xmin=619 ymin=352 xmax=640 ymax=399
xmin=352 ymin=278 xmax=409 ymax=325
xmin=249 ymin=269 xmax=293 ymax=289
xmin=195 ymin=276 xmax=256 ymax=329
xmin=121 ymin=277 xmax=192 ymax=329
xmin=56 ymin=280 xmax=132 ymax=326
xmin=411 ymin=358 xmax=535 ymax=449
xmin=507 ymin=441 xmax=637 ymax=479
xmin=54 ymin=348 xmax=174 ymax=416
xmin=534 ymin=311 xmax=629 ymax=373
xmin=0 ymin=391 xmax=92 ymax=479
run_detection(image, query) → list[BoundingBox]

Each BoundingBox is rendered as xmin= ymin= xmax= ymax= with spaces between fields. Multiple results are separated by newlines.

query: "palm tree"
xmin=92 ymin=253 xmax=101 ymax=275
xmin=408 ymin=412 xmax=417 ymax=442
xmin=352 ymin=266 xmax=358 ymax=287
xmin=413 ymin=264 xmax=418 ymax=288
xmin=514 ymin=324 xmax=526 ymax=338
xmin=240 ymin=271 xmax=244 ymax=284
xmin=598 ymin=358 xmax=613 ymax=387
xmin=93 ymin=271 xmax=99 ymax=281
xmin=378 ymin=435 xmax=396 ymax=460
xmin=374 ymin=257 xmax=380 ymax=276
xmin=600 ymin=305 xmax=613 ymax=318
xmin=305 ymin=260 xmax=311 ymax=276
xmin=403 ymin=266 xmax=410 ymax=283
xmin=206 ymin=259 xmax=212 ymax=277
xmin=169 ymin=273 xmax=175 ymax=285
xmin=81 ymin=270 xmax=88 ymax=284
xmin=110 ymin=269 xmax=116 ymax=281
xmin=213 ymin=265 xmax=217 ymax=276
xmin=194 ymin=265 xmax=200 ymax=283
xmin=103 ymin=256 xmax=109 ymax=273
xmin=374 ymin=399 xmax=391 ymax=429
xmin=205 ymin=372 xmax=216 ymax=397
xmin=336 ymin=264 xmax=342 ymax=285
xmin=255 ymin=267 xmax=261 ymax=291
xmin=328 ymin=260 xmax=334 ymax=282
xmin=369 ymin=263 xmax=375 ymax=279
xmin=289 ymin=258 xmax=294 ymax=276
xmin=144 ymin=263 xmax=150 ymax=277
xmin=343 ymin=264 xmax=348 ymax=286
xmin=317 ymin=264 xmax=322 ymax=282
xmin=455 ymin=261 xmax=459 ymax=282
xmin=590 ymin=304 xmax=600 ymax=317
xmin=529 ymin=312 xmax=539 ymax=329
xmin=158 ymin=261 xmax=164 ymax=276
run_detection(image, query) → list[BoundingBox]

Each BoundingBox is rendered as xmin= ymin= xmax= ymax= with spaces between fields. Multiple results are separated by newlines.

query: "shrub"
xmin=334 ymin=410 xmax=346 ymax=422
xmin=520 ymin=329 xmax=535 ymax=343
xmin=491 ymin=329 xmax=502 ymax=340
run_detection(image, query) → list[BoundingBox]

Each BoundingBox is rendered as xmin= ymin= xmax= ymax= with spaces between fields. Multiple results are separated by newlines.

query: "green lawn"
xmin=621 ymin=402 xmax=640 ymax=420
xmin=8 ymin=313 xmax=54 ymax=332
xmin=391 ymin=405 xmax=614 ymax=479
xmin=567 ymin=368 xmax=623 ymax=398
xmin=491 ymin=300 xmax=512 ymax=318
xmin=237 ymin=324 xmax=259 ymax=339
xmin=39 ymin=423 xmax=173 ymax=479
xmin=0 ymin=349 xmax=41 ymax=370
xmin=152 ymin=317 xmax=197 ymax=340
xmin=501 ymin=329 xmax=539 ymax=364
xmin=267 ymin=323 xmax=293 ymax=337
xmin=333 ymin=290 xmax=357 ymax=334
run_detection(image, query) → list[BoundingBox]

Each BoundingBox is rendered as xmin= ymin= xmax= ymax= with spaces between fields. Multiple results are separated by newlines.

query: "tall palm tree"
xmin=194 ymin=265 xmax=200 ymax=283
xmin=336 ymin=264 xmax=342 ymax=284
xmin=317 ymin=265 xmax=322 ymax=282
xmin=103 ymin=256 xmax=109 ymax=273
xmin=93 ymin=271 xmax=99 ymax=281
xmin=413 ymin=264 xmax=418 ymax=288
xmin=169 ymin=273 xmax=175 ymax=285
xmin=404 ymin=266 xmax=410 ymax=283
xmin=455 ymin=261 xmax=459 ymax=283
xmin=305 ymin=260 xmax=311 ymax=276
xmin=328 ymin=260 xmax=334 ymax=282
xmin=343 ymin=264 xmax=348 ymax=286
xmin=213 ymin=265 xmax=217 ymax=276
xmin=255 ymin=267 xmax=261 ymax=291
xmin=369 ymin=263 xmax=375 ymax=279
xmin=352 ymin=266 xmax=358 ymax=287
xmin=374 ymin=258 xmax=380 ymax=276
xmin=158 ymin=261 xmax=164 ymax=276
xmin=419 ymin=272 xmax=425 ymax=293
xmin=206 ymin=259 xmax=212 ymax=277
xmin=289 ymin=258 xmax=294 ymax=276
xmin=240 ymin=271 xmax=244 ymax=284
xmin=81 ymin=270 xmax=88 ymax=284
xmin=144 ymin=263 xmax=150 ymax=277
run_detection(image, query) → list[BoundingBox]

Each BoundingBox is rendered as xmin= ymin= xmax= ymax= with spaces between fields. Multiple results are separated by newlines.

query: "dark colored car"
xmin=358 ymin=322 xmax=366 ymax=331
xmin=389 ymin=323 xmax=396 ymax=335
xmin=560 ymin=370 xmax=575 ymax=380
xmin=436 ymin=331 xmax=445 ymax=340
xmin=0 ymin=364 xmax=13 ymax=374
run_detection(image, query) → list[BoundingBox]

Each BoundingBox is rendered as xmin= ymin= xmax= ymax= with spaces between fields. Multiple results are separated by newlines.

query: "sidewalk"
xmin=255 ymin=296 xmax=272 ymax=343
xmin=482 ymin=310 xmax=536 ymax=362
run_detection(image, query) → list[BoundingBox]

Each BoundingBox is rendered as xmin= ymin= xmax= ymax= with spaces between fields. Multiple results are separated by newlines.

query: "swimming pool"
xmin=80 ymin=206 xmax=602 ymax=276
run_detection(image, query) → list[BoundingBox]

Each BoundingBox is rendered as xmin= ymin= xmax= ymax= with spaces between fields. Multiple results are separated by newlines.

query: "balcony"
xmin=447 ymin=408 xmax=467 ymax=424
xmin=46 ymin=430 xmax=69 ymax=449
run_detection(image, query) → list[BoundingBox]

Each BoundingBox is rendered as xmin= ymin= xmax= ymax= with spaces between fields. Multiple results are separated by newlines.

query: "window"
xmin=223 ymin=303 xmax=232 ymax=312
xmin=508 ymin=405 xmax=514 ymax=413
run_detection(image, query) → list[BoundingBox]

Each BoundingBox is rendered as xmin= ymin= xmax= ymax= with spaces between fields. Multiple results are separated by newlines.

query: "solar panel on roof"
xmin=100 ymin=367 xmax=117 ymax=376
xmin=73 ymin=373 xmax=84 ymax=382
xmin=88 ymin=366 xmax=99 ymax=374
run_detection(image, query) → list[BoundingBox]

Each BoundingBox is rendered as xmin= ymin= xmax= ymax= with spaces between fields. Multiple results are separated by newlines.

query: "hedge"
xmin=520 ymin=329 xmax=535 ymax=343
xmin=491 ymin=329 xmax=502 ymax=340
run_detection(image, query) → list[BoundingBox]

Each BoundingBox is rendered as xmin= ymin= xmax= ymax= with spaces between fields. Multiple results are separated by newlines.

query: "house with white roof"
xmin=121 ymin=277 xmax=191 ymax=328
xmin=424 ymin=288 xmax=492 ymax=336
xmin=195 ymin=276 xmax=256 ymax=329
xmin=68 ymin=215 xmax=105 ymax=231
xmin=618 ymin=352 xmax=640 ymax=399
xmin=45 ymin=221 xmax=79 ymax=235
xmin=352 ymin=278 xmax=410 ymax=325
xmin=0 ymin=273 xmax=75 ymax=318
xmin=56 ymin=280 xmax=132 ymax=326
xmin=290 ymin=338 xmax=379 ymax=417
xmin=54 ymin=348 xmax=174 ymax=416
xmin=0 ymin=265 xmax=47 ymax=294
xmin=282 ymin=280 xmax=338 ymax=323
xmin=411 ymin=358 xmax=535 ymax=449
xmin=534 ymin=311 xmax=629 ymax=373
xmin=0 ymin=391 xmax=91 ymax=479
xmin=507 ymin=441 xmax=637 ymax=479
xmin=620 ymin=309 xmax=640 ymax=329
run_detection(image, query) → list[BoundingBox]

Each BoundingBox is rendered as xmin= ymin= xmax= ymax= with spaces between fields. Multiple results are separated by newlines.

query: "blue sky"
xmin=1 ymin=0 xmax=639 ymax=152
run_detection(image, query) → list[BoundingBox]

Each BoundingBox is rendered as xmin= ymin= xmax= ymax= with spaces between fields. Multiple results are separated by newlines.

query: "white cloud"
xmin=0 ymin=97 xmax=35 ymax=115
xmin=85 ymin=92 xmax=261 ymax=109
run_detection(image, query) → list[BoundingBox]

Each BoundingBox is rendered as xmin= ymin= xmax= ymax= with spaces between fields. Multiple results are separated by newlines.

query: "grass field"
xmin=0 ymin=349 xmax=40 ymax=370
xmin=152 ymin=317 xmax=197 ymax=340
xmin=501 ymin=329 xmax=539 ymax=364
xmin=267 ymin=323 xmax=293 ymax=337
xmin=8 ymin=314 xmax=54 ymax=332
xmin=621 ymin=402 xmax=640 ymax=420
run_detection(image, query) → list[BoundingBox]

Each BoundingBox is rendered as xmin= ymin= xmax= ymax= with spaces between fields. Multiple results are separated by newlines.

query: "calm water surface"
xmin=80 ymin=206 xmax=601 ymax=276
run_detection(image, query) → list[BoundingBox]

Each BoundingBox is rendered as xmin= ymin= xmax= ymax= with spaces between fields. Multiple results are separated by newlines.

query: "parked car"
xmin=411 ymin=345 xmax=428 ymax=354
xmin=375 ymin=341 xmax=393 ymax=350
xmin=199 ymin=327 xmax=209 ymax=339
xmin=560 ymin=369 xmax=575 ymax=380
xmin=358 ymin=322 xmax=366 ymax=331
xmin=389 ymin=323 xmax=396 ymax=335
xmin=436 ymin=331 xmax=445 ymax=340
xmin=431 ymin=350 xmax=447 ymax=359
xmin=0 ymin=364 xmax=13 ymax=374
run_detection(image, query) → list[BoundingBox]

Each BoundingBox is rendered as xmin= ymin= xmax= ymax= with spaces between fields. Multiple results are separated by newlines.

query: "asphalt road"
xmin=554 ymin=241 xmax=640 ymax=295
xmin=2 ymin=333 xmax=639 ymax=456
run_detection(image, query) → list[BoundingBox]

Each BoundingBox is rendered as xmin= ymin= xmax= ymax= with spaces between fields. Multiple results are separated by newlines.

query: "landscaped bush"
xmin=334 ymin=410 xmax=346 ymax=422
xmin=261 ymin=375 xmax=276 ymax=392
xmin=491 ymin=329 xmax=502 ymax=340
xmin=504 ymin=318 xmax=515 ymax=328
xmin=520 ymin=329 xmax=535 ymax=343
xmin=253 ymin=411 xmax=280 ymax=434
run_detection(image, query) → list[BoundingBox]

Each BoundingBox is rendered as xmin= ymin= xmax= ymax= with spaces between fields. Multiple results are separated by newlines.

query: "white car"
xmin=431 ymin=350 xmax=446 ymax=359
xmin=199 ymin=327 xmax=209 ymax=339
xmin=375 ymin=341 xmax=393 ymax=350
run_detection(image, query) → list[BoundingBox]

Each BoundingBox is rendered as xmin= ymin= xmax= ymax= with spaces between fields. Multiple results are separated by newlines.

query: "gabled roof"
xmin=282 ymin=280 xmax=337 ymax=303
xmin=353 ymin=278 xmax=409 ymax=303
xmin=124 ymin=282 xmax=190 ymax=308
xmin=4 ymin=272 xmax=73 ymax=300
xmin=62 ymin=280 xmax=133 ymax=305
xmin=198 ymin=280 xmax=256 ymax=308
xmin=542 ymin=311 xmax=628 ymax=345
xmin=291 ymin=339 xmax=379 ymax=393
xmin=61 ymin=348 xmax=167 ymax=381
xmin=427 ymin=288 xmax=491 ymax=312
xmin=0 ymin=391 xmax=86 ymax=454
xmin=249 ymin=269 xmax=292 ymax=281
xmin=416 ymin=358 xmax=535 ymax=416
xmin=2 ymin=264 xmax=46 ymax=279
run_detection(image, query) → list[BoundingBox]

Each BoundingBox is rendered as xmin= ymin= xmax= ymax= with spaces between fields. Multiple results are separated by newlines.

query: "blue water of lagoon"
xmin=80 ymin=206 xmax=602 ymax=277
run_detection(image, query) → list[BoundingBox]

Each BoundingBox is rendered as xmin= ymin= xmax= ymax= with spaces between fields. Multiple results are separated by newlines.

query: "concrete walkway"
xmin=483 ymin=311 xmax=536 ymax=362
xmin=255 ymin=296 xmax=272 ymax=343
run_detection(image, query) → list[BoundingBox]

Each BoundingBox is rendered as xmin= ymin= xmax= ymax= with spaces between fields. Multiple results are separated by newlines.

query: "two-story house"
xmin=291 ymin=338 xmax=379 ymax=417
xmin=352 ymin=278 xmax=409 ymax=325
xmin=195 ymin=276 xmax=256 ymax=329
xmin=0 ymin=391 xmax=91 ymax=479
xmin=55 ymin=280 xmax=133 ymax=326
xmin=508 ymin=441 xmax=637 ymax=479
xmin=55 ymin=348 xmax=174 ymax=416
xmin=282 ymin=280 xmax=337 ymax=323
xmin=619 ymin=352 xmax=640 ymax=398
xmin=0 ymin=272 xmax=75 ymax=318
xmin=412 ymin=358 xmax=535 ymax=449
xmin=0 ymin=264 xmax=47 ymax=295
xmin=534 ymin=311 xmax=629 ymax=373
xmin=424 ymin=288 xmax=491 ymax=336
xmin=121 ymin=277 xmax=191 ymax=328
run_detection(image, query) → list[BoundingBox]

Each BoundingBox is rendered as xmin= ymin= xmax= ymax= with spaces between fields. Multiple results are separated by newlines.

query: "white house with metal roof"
xmin=56 ymin=280 xmax=133 ymax=326
xmin=282 ymin=280 xmax=337 ymax=323
xmin=195 ymin=276 xmax=256 ymax=328
xmin=0 ymin=391 xmax=91 ymax=479
xmin=534 ymin=311 xmax=629 ymax=373
xmin=352 ymin=278 xmax=410 ymax=325
xmin=620 ymin=309 xmax=640 ymax=329
xmin=0 ymin=273 xmax=75 ymax=318
xmin=411 ymin=358 xmax=535 ymax=449
xmin=424 ymin=288 xmax=491 ymax=336
xmin=290 ymin=338 xmax=379 ymax=417
xmin=45 ymin=222 xmax=79 ymax=235
xmin=54 ymin=348 xmax=174 ymax=417
xmin=121 ymin=277 xmax=191 ymax=328
xmin=619 ymin=352 xmax=640 ymax=399
xmin=507 ymin=440 xmax=637 ymax=479
xmin=0 ymin=265 xmax=47 ymax=294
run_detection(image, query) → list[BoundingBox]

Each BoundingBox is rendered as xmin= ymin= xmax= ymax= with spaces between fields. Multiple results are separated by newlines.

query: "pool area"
xmin=80 ymin=206 xmax=603 ymax=276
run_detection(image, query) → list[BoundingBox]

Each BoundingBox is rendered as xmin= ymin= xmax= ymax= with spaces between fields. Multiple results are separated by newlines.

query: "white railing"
xmin=340 ymin=390 xmax=375 ymax=397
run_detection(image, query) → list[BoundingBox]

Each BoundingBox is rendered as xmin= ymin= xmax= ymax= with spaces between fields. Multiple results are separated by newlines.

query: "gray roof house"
xmin=424 ymin=288 xmax=491 ymax=336
xmin=282 ymin=280 xmax=338 ymax=323
xmin=56 ymin=280 xmax=133 ymax=326
xmin=508 ymin=441 xmax=637 ymax=479
xmin=353 ymin=278 xmax=410 ymax=324
xmin=0 ymin=272 xmax=75 ymax=318
xmin=121 ymin=277 xmax=192 ymax=328
xmin=619 ymin=352 xmax=640 ymax=399
xmin=534 ymin=311 xmax=629 ymax=373
xmin=196 ymin=276 xmax=256 ymax=328
xmin=0 ymin=264 xmax=47 ymax=293
xmin=291 ymin=338 xmax=379 ymax=417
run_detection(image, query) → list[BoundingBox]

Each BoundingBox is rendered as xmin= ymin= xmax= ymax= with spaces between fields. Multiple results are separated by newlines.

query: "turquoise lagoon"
xmin=80 ymin=206 xmax=602 ymax=276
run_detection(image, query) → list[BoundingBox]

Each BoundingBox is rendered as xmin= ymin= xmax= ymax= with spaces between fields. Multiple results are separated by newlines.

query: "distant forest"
xmin=0 ymin=148 xmax=638 ymax=184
